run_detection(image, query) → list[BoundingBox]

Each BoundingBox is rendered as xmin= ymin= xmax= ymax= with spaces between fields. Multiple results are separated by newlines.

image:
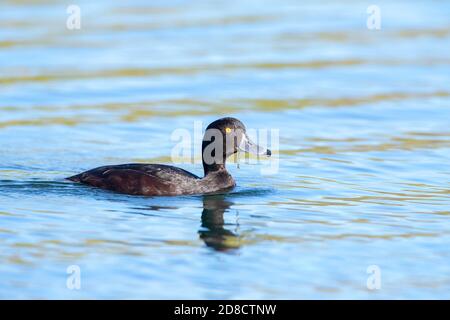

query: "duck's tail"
xmin=66 ymin=174 xmax=81 ymax=182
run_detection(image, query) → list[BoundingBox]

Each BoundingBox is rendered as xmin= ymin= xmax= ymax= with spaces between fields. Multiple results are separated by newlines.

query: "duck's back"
xmin=67 ymin=164 xmax=200 ymax=196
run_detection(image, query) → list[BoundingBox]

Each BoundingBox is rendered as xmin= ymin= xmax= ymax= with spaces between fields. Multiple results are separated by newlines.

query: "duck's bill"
xmin=239 ymin=134 xmax=271 ymax=157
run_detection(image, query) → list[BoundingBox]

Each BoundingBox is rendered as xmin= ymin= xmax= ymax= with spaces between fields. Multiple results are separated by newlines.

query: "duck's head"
xmin=202 ymin=117 xmax=271 ymax=174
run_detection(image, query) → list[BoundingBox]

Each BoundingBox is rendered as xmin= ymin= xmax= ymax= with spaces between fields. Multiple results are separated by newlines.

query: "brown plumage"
xmin=67 ymin=163 xmax=234 ymax=196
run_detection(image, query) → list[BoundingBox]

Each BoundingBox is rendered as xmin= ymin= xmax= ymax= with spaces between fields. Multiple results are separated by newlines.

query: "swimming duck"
xmin=67 ymin=117 xmax=271 ymax=196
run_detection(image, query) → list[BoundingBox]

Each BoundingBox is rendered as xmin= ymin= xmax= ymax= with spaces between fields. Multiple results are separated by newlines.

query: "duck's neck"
xmin=201 ymin=137 xmax=229 ymax=176
xmin=200 ymin=157 xmax=236 ymax=192
xmin=202 ymin=160 xmax=226 ymax=177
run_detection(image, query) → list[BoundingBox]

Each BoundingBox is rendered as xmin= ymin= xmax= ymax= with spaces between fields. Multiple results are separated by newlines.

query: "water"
xmin=1 ymin=0 xmax=450 ymax=299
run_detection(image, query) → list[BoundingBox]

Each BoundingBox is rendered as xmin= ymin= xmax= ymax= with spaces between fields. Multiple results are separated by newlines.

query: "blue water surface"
xmin=0 ymin=0 xmax=450 ymax=299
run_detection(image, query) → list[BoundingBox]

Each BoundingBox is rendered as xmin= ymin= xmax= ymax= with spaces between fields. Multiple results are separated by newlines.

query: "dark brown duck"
xmin=67 ymin=117 xmax=271 ymax=196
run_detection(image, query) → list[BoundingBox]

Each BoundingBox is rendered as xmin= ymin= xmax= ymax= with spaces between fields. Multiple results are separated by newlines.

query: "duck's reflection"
xmin=199 ymin=195 xmax=240 ymax=252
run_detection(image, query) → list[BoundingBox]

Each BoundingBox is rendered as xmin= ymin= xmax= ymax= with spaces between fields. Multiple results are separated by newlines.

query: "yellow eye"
xmin=225 ymin=127 xmax=232 ymax=134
